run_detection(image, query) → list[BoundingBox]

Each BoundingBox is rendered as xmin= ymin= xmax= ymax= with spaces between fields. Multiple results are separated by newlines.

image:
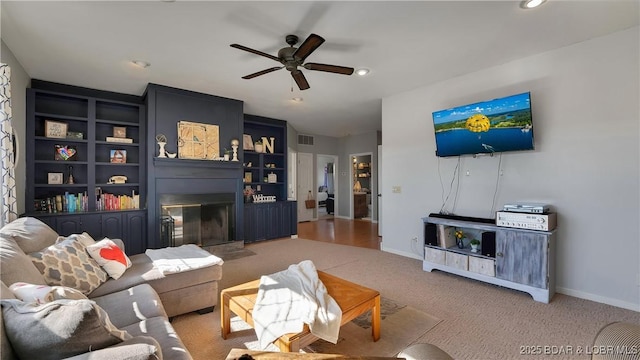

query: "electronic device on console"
xmin=496 ymin=211 xmax=556 ymax=231
xmin=502 ymin=202 xmax=550 ymax=214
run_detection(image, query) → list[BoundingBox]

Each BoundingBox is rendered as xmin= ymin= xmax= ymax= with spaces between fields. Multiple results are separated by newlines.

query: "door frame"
xmin=297 ymin=152 xmax=314 ymax=222
xmin=349 ymin=151 xmax=373 ymax=220
xmin=315 ymin=154 xmax=339 ymax=219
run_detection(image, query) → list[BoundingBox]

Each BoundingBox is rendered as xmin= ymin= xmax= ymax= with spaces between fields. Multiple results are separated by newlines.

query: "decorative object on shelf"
xmin=66 ymin=166 xmax=74 ymax=184
xmin=156 ymin=134 xmax=167 ymax=158
xmin=109 ymin=149 xmax=127 ymax=163
xmin=47 ymin=172 xmax=63 ymax=185
xmin=113 ymin=126 xmax=126 ymax=138
xmin=353 ymin=180 xmax=362 ymax=192
xmin=252 ymin=194 xmax=277 ymax=203
xmin=243 ymin=134 xmax=254 ymax=150
xmin=470 ymin=239 xmax=481 ymax=253
xmin=166 ymin=152 xmax=177 ymax=158
xmin=44 ymin=120 xmax=68 ymax=138
xmin=54 ymin=145 xmax=77 ymax=161
xmin=230 ymin=138 xmax=239 ymax=161
xmin=261 ymin=136 xmax=275 ymax=154
xmin=305 ymin=191 xmax=316 ymax=209
xmin=66 ymin=131 xmax=83 ymax=139
xmin=177 ymin=120 xmax=219 ymax=160
xmin=244 ymin=172 xmax=252 ymax=183
xmin=108 ymin=175 xmax=127 ymax=184
xmin=106 ymin=136 xmax=133 ymax=143
xmin=243 ymin=186 xmax=255 ymax=203
xmin=454 ymin=229 xmax=465 ymax=249
xmin=223 ymin=148 xmax=231 ymax=161
xmin=267 ymin=172 xmax=277 ymax=183
xmin=254 ymin=139 xmax=263 ymax=153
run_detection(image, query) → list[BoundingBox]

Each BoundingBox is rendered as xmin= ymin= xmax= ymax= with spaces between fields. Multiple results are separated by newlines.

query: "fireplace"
xmin=159 ymin=193 xmax=235 ymax=248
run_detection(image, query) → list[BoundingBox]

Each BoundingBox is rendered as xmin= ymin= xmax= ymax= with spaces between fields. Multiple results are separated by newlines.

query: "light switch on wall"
xmin=392 ymin=186 xmax=401 ymax=193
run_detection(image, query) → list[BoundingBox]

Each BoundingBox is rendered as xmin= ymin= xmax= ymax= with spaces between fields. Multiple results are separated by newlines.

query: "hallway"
xmin=297 ymin=218 xmax=380 ymax=250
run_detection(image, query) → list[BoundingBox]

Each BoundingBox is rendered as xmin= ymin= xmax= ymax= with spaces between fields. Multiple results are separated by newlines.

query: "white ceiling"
xmin=2 ymin=1 xmax=638 ymax=138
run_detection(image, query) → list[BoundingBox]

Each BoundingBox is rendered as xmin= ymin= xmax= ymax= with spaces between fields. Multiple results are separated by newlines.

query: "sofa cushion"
xmin=92 ymin=284 xmax=167 ymax=329
xmin=9 ymin=282 xmax=87 ymax=304
xmin=0 ymin=282 xmax=16 ymax=360
xmin=0 ymin=236 xmax=46 ymax=287
xmin=1 ymin=298 xmax=131 ymax=360
xmin=63 ymin=336 xmax=162 ymax=360
xmin=89 ymin=253 xmax=222 ymax=298
xmin=30 ymin=237 xmax=108 ymax=294
xmin=0 ymin=217 xmax=58 ymax=254
xmin=87 ymin=238 xmax=132 ymax=280
xmin=121 ymin=316 xmax=192 ymax=360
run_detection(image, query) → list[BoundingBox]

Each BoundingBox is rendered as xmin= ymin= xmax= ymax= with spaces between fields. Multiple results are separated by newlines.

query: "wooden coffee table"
xmin=221 ymin=271 xmax=381 ymax=352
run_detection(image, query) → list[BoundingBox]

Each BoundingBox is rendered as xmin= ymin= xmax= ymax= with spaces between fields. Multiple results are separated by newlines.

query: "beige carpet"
xmin=172 ymin=238 xmax=640 ymax=359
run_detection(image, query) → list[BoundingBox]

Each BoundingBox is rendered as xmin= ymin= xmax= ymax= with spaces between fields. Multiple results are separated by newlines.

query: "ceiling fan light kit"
xmin=521 ymin=0 xmax=546 ymax=9
xmin=231 ymin=33 xmax=355 ymax=91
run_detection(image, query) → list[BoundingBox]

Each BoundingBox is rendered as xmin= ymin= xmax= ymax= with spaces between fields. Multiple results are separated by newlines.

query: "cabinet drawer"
xmin=469 ymin=256 xmax=495 ymax=277
xmin=425 ymin=247 xmax=445 ymax=265
xmin=445 ymin=252 xmax=468 ymax=270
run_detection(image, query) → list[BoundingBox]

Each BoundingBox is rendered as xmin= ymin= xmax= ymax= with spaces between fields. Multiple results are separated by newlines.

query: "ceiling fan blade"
xmin=230 ymin=44 xmax=281 ymax=62
xmin=291 ymin=70 xmax=310 ymax=90
xmin=303 ymin=63 xmax=354 ymax=75
xmin=242 ymin=67 xmax=284 ymax=79
xmin=293 ymin=33 xmax=325 ymax=62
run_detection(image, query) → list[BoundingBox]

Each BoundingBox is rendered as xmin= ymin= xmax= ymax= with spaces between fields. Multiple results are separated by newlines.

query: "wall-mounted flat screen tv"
xmin=432 ymin=92 xmax=534 ymax=157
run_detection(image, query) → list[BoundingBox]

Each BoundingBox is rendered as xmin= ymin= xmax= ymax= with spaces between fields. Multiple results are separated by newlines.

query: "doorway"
xmin=297 ymin=152 xmax=314 ymax=222
xmin=316 ymin=154 xmax=338 ymax=220
xmin=350 ymin=152 xmax=373 ymax=220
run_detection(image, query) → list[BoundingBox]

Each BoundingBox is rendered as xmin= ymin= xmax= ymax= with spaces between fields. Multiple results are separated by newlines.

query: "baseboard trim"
xmin=380 ymin=245 xmax=422 ymax=260
xmin=334 ymin=215 xmax=350 ymax=220
xmin=556 ymin=287 xmax=640 ymax=312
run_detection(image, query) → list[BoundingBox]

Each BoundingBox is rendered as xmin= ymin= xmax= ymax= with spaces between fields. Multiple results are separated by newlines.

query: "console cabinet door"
xmin=496 ymin=230 xmax=548 ymax=288
xmin=56 ymin=216 xmax=83 ymax=236
xmin=101 ymin=213 xmax=123 ymax=240
xmin=124 ymin=211 xmax=146 ymax=255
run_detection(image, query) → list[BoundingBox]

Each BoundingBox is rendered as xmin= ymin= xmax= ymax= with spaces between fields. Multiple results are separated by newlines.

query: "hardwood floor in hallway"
xmin=297 ymin=218 xmax=381 ymax=250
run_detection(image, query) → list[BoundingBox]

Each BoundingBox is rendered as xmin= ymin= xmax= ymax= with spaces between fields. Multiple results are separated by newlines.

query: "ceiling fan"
xmin=230 ymin=33 xmax=354 ymax=91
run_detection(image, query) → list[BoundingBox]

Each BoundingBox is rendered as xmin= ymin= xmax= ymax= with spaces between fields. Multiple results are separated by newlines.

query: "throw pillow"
xmin=9 ymin=282 xmax=87 ymax=304
xmin=1 ymin=298 xmax=131 ymax=360
xmin=57 ymin=232 xmax=96 ymax=247
xmin=86 ymin=238 xmax=132 ymax=280
xmin=0 ymin=217 xmax=59 ymax=254
xmin=29 ymin=237 xmax=108 ymax=294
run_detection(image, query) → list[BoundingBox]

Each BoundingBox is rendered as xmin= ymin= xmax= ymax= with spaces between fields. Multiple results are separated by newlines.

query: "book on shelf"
xmin=106 ymin=137 xmax=133 ymax=143
xmin=34 ymin=192 xmax=88 ymax=213
xmin=95 ymin=188 xmax=139 ymax=211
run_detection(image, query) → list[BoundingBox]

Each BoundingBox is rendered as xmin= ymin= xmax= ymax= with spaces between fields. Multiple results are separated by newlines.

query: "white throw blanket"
xmin=252 ymin=260 xmax=342 ymax=349
xmin=145 ymin=244 xmax=223 ymax=275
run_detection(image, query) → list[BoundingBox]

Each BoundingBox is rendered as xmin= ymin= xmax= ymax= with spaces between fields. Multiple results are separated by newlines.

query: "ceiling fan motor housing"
xmin=278 ymin=47 xmax=300 ymax=71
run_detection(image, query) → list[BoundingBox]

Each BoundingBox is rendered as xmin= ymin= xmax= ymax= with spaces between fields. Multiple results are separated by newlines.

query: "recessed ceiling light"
xmin=521 ymin=0 xmax=546 ymax=9
xmin=355 ymin=68 xmax=370 ymax=76
xmin=131 ymin=60 xmax=150 ymax=68
xmin=292 ymin=97 xmax=303 ymax=102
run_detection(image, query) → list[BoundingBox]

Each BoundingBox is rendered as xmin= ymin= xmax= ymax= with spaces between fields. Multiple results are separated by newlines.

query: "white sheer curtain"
xmin=0 ymin=64 xmax=17 ymax=226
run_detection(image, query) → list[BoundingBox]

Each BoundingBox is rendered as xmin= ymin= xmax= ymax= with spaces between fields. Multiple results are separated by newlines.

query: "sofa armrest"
xmin=62 ymin=336 xmax=162 ymax=360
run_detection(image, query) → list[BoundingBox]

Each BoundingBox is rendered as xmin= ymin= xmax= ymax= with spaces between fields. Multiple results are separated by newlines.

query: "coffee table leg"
xmin=221 ymin=293 xmax=230 ymax=339
xmin=371 ymin=295 xmax=381 ymax=341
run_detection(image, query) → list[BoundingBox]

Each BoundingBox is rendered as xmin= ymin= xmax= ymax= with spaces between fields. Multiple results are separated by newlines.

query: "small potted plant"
xmin=223 ymin=148 xmax=231 ymax=161
xmin=470 ymin=239 xmax=481 ymax=253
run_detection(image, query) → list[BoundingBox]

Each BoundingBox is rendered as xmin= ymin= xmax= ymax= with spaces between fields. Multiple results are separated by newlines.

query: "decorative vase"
xmin=471 ymin=244 xmax=479 ymax=253
xmin=456 ymin=238 xmax=465 ymax=249
xmin=254 ymin=143 xmax=263 ymax=153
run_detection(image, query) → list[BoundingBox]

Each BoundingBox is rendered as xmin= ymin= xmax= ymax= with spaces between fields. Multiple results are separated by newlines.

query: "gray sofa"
xmin=0 ymin=217 xmax=223 ymax=360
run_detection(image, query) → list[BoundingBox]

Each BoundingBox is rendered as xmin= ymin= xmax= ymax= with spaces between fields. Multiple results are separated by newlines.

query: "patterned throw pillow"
xmin=9 ymin=282 xmax=87 ymax=304
xmin=29 ymin=237 xmax=108 ymax=294
xmin=1 ymin=298 xmax=131 ymax=360
xmin=86 ymin=238 xmax=132 ymax=280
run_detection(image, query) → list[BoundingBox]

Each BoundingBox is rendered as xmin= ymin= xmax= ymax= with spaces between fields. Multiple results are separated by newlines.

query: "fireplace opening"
xmin=159 ymin=193 xmax=235 ymax=248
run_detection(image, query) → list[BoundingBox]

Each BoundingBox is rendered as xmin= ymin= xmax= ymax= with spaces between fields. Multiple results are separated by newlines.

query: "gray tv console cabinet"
xmin=422 ymin=215 xmax=556 ymax=303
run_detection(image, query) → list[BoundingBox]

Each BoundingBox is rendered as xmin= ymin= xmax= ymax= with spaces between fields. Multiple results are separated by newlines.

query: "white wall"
xmin=381 ymin=27 xmax=639 ymax=311
xmin=1 ymin=40 xmax=30 ymax=215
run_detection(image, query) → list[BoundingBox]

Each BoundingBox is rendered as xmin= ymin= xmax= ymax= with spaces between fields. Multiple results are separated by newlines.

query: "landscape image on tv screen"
xmin=432 ymin=92 xmax=534 ymax=157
